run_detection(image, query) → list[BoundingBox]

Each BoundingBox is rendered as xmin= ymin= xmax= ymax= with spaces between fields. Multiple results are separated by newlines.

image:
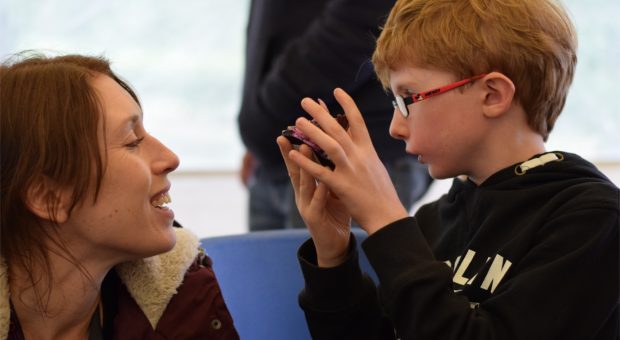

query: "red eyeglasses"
xmin=392 ymin=73 xmax=487 ymax=118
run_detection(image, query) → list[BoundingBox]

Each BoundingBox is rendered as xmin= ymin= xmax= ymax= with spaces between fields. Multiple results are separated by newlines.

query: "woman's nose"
xmin=152 ymin=136 xmax=180 ymax=174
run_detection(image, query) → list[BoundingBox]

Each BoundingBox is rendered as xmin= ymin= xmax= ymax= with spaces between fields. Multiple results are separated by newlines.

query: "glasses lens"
xmin=395 ymin=95 xmax=408 ymax=118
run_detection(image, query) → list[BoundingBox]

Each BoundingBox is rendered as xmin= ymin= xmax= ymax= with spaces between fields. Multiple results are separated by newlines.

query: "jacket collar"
xmin=0 ymin=257 xmax=9 ymax=340
xmin=0 ymin=227 xmax=200 ymax=338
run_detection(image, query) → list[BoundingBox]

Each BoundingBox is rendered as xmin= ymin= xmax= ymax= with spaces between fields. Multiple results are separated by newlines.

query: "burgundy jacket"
xmin=2 ymin=228 xmax=239 ymax=340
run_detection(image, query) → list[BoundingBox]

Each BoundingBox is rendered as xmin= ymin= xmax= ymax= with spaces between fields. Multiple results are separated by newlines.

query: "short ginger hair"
xmin=372 ymin=0 xmax=577 ymax=141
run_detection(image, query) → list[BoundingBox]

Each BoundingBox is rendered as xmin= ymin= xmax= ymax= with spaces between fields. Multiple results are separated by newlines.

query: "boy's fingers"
xmin=298 ymin=99 xmax=353 ymax=165
xmin=276 ymin=136 xmax=300 ymax=189
xmin=299 ymin=90 xmax=372 ymax=162
xmin=287 ymin=141 xmax=336 ymax=186
xmin=311 ymin=180 xmax=329 ymax=212
xmin=317 ymin=98 xmax=329 ymax=112
xmin=333 ymin=88 xmax=371 ymax=146
xmin=297 ymin=144 xmax=319 ymax=206
xmin=300 ymin=97 xmax=330 ymax=122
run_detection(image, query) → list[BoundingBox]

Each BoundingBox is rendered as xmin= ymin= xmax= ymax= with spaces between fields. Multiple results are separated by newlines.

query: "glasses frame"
xmin=392 ymin=73 xmax=487 ymax=118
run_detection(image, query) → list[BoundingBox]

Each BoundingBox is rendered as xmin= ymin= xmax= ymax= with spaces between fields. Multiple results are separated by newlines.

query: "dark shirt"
xmin=238 ymin=0 xmax=406 ymax=179
xmin=298 ymin=152 xmax=619 ymax=339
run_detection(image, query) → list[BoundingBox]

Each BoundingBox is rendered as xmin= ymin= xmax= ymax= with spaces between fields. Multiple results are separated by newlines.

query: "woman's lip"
xmin=157 ymin=206 xmax=175 ymax=221
xmin=151 ymin=184 xmax=171 ymax=202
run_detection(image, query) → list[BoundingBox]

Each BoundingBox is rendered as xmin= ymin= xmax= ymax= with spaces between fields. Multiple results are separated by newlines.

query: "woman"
xmin=0 ymin=53 xmax=239 ymax=339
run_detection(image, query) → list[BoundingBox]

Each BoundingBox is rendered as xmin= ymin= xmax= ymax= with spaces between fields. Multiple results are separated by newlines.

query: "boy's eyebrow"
xmin=392 ymin=83 xmax=417 ymax=94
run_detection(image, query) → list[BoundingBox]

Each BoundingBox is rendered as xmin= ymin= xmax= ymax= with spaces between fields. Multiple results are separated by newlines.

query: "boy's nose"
xmin=389 ymin=108 xmax=408 ymax=141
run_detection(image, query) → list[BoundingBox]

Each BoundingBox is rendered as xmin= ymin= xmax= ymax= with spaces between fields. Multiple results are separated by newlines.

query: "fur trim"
xmin=0 ymin=258 xmax=9 ymax=340
xmin=0 ymin=229 xmax=199 ymax=336
xmin=115 ymin=228 xmax=200 ymax=328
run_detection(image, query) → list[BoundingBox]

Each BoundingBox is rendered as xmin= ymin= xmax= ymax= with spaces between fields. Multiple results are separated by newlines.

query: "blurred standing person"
xmin=238 ymin=0 xmax=433 ymax=231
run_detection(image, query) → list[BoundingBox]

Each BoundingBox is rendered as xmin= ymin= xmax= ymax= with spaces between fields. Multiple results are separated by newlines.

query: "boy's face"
xmin=388 ymin=65 xmax=488 ymax=180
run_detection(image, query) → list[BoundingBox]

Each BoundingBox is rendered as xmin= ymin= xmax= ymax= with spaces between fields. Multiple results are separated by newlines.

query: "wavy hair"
xmin=0 ymin=52 xmax=140 ymax=311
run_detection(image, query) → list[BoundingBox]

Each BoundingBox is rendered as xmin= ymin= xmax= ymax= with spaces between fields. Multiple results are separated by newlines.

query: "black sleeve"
xmin=297 ymin=234 xmax=396 ymax=340
xmin=363 ymin=211 xmax=619 ymax=339
xmin=238 ymin=0 xmax=396 ymax=166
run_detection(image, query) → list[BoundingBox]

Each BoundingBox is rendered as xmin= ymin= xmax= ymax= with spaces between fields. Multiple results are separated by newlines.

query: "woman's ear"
xmin=25 ymin=175 xmax=71 ymax=223
xmin=481 ymin=72 xmax=515 ymax=118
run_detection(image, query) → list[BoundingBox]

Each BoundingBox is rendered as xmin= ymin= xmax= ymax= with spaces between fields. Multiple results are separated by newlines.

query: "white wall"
xmin=170 ymin=164 xmax=620 ymax=239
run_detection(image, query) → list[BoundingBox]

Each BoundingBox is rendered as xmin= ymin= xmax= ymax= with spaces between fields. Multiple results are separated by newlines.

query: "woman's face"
xmin=63 ymin=74 xmax=180 ymax=266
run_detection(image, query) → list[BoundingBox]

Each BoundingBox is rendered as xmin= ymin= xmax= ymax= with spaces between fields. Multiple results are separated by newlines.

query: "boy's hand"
xmin=277 ymin=136 xmax=351 ymax=268
xmin=284 ymin=88 xmax=409 ymax=235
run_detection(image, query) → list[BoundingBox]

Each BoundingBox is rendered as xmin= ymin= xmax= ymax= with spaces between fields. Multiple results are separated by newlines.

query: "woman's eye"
xmin=126 ymin=137 xmax=145 ymax=148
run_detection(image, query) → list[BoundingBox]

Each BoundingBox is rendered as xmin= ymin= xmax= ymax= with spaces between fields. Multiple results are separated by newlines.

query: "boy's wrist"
xmin=362 ymin=207 xmax=409 ymax=235
xmin=317 ymin=252 xmax=349 ymax=268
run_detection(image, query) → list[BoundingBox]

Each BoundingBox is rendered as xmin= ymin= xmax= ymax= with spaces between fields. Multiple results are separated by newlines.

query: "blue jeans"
xmin=248 ymin=156 xmax=432 ymax=231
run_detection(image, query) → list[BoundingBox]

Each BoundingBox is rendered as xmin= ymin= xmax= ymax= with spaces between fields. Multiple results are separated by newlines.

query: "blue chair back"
xmin=200 ymin=228 xmax=376 ymax=340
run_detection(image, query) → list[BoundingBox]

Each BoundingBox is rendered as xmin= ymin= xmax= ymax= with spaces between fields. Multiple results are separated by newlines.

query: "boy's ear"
xmin=481 ymin=72 xmax=515 ymax=118
xmin=25 ymin=175 xmax=71 ymax=223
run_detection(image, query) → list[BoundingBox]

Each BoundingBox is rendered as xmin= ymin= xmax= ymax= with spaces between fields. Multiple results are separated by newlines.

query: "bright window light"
xmin=1 ymin=0 xmax=618 ymax=172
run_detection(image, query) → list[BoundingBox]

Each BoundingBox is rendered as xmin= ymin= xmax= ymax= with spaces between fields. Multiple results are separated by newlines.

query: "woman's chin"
xmin=159 ymin=229 xmax=178 ymax=253
xmin=141 ymin=230 xmax=178 ymax=258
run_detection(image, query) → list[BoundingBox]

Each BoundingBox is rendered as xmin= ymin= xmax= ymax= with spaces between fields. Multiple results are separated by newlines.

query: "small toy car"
xmin=281 ymin=114 xmax=349 ymax=169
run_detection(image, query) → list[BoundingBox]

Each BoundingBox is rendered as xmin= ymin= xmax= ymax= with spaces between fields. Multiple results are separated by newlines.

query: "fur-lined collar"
xmin=0 ymin=228 xmax=199 ymax=338
xmin=0 ymin=257 xmax=9 ymax=340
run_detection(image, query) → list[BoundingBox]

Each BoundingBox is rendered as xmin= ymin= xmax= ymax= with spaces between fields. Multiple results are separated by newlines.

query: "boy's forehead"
xmin=388 ymin=65 xmax=432 ymax=89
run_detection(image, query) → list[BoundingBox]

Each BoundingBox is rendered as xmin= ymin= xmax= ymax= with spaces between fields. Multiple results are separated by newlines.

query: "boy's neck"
xmin=468 ymin=107 xmax=546 ymax=185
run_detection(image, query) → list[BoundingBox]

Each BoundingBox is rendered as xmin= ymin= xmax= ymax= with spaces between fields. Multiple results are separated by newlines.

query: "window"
xmin=2 ymin=0 xmax=618 ymax=172
xmin=547 ymin=0 xmax=620 ymax=161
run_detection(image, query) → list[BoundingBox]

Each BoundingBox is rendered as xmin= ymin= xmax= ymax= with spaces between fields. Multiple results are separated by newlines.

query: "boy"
xmin=276 ymin=0 xmax=619 ymax=339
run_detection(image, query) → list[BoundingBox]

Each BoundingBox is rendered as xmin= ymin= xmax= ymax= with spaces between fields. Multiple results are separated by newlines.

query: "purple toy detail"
xmin=281 ymin=114 xmax=348 ymax=169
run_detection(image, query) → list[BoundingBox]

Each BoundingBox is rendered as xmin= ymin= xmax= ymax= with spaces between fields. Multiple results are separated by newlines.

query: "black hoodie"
xmin=298 ymin=152 xmax=619 ymax=340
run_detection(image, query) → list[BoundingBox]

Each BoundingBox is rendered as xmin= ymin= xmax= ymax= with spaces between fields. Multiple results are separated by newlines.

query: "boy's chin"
xmin=427 ymin=167 xmax=455 ymax=181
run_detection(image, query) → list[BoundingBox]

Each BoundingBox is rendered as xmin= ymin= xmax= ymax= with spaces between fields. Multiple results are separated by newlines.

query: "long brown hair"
xmin=0 ymin=52 xmax=140 ymax=308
